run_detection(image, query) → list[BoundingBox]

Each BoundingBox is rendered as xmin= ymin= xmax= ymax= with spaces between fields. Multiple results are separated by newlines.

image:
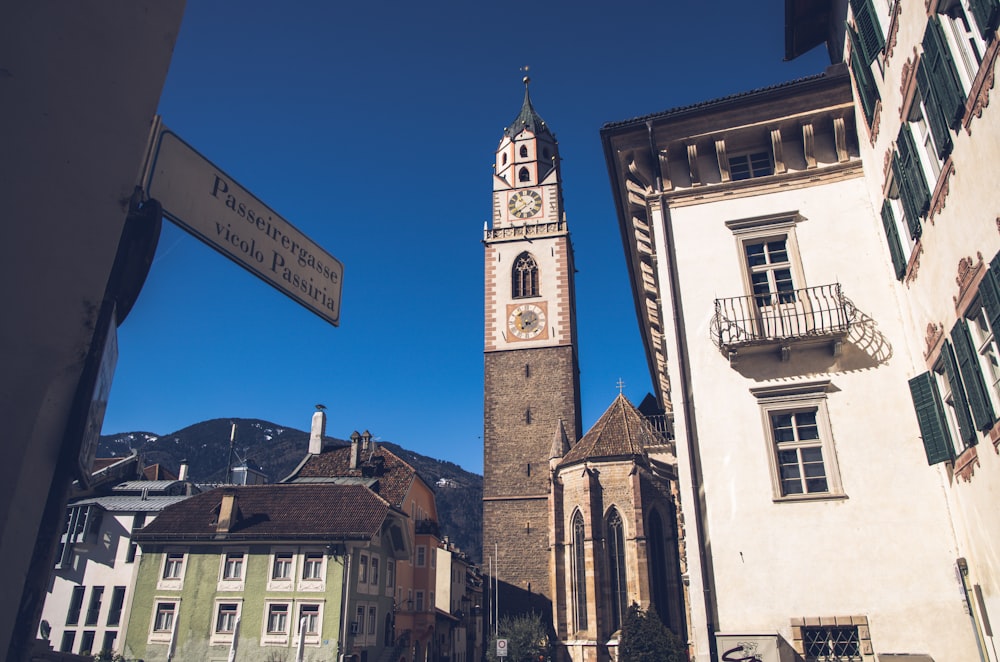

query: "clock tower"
xmin=483 ymin=78 xmax=581 ymax=615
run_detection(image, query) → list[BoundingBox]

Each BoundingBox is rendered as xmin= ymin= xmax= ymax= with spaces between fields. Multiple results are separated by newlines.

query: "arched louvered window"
xmin=520 ymin=145 xmax=529 ymax=157
xmin=518 ymin=166 xmax=530 ymax=182
xmin=571 ymin=511 xmax=588 ymax=631
xmin=512 ymin=252 xmax=539 ymax=298
xmin=607 ymin=509 xmax=628 ymax=632
xmin=647 ymin=509 xmax=671 ymax=625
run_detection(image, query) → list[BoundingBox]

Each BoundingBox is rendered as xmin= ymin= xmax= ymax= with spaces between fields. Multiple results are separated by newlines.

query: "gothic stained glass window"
xmin=571 ymin=511 xmax=588 ymax=631
xmin=607 ymin=509 xmax=628 ymax=632
xmin=513 ymin=253 xmax=539 ymax=299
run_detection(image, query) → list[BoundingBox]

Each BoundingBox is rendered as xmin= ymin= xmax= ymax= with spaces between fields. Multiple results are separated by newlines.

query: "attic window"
xmin=729 ymin=151 xmax=773 ymax=181
xmin=520 ymin=145 xmax=529 ymax=158
xmin=518 ymin=167 xmax=530 ymax=182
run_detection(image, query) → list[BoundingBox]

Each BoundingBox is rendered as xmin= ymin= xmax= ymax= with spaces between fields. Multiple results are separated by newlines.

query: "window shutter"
xmin=908 ymin=371 xmax=955 ymax=465
xmin=951 ymin=319 xmax=996 ymax=431
xmin=915 ymin=60 xmax=954 ymax=160
xmin=894 ymin=125 xmax=931 ymax=222
xmin=849 ymin=0 xmax=885 ymax=65
xmin=983 ymin=253 xmax=1000 ymax=339
xmin=880 ymin=200 xmax=907 ymax=280
xmin=942 ymin=340 xmax=978 ymax=446
xmin=849 ymin=28 xmax=880 ymax=126
xmin=922 ymin=16 xmax=967 ymax=131
xmin=967 ymin=0 xmax=1000 ymax=41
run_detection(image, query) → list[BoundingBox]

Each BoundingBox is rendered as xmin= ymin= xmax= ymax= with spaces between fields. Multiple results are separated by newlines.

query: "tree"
xmin=619 ymin=603 xmax=687 ymax=662
xmin=486 ymin=612 xmax=553 ymax=662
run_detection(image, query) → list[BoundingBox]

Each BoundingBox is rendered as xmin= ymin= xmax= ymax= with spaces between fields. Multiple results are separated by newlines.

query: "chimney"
xmin=350 ymin=431 xmax=361 ymax=469
xmin=216 ymin=487 xmax=238 ymax=534
xmin=309 ymin=407 xmax=327 ymax=455
xmin=178 ymin=459 xmax=189 ymax=482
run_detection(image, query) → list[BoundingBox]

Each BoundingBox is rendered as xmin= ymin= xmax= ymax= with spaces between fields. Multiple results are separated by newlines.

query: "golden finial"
xmin=521 ymin=65 xmax=530 ymax=86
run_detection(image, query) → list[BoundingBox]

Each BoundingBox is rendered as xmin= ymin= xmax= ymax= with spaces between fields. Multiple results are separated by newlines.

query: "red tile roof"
xmin=289 ymin=444 xmax=416 ymax=509
xmin=560 ymin=394 xmax=667 ymax=466
xmin=134 ymin=484 xmax=390 ymax=541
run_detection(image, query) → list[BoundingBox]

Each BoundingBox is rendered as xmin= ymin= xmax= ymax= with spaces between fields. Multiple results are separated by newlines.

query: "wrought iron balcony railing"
xmin=713 ymin=283 xmax=854 ymax=352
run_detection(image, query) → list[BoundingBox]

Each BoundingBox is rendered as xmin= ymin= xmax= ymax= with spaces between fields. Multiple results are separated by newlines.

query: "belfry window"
xmin=607 ymin=509 xmax=628 ymax=632
xmin=571 ymin=511 xmax=588 ymax=631
xmin=520 ymin=145 xmax=528 ymax=157
xmin=518 ymin=167 xmax=530 ymax=182
xmin=513 ymin=252 xmax=539 ymax=298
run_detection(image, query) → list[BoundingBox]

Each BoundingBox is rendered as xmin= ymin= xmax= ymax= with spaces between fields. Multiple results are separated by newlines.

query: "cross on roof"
xmin=616 ymin=378 xmax=625 ymax=395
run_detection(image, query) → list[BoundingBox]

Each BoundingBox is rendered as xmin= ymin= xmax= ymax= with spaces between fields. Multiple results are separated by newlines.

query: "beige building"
xmin=601 ymin=0 xmax=1000 ymax=656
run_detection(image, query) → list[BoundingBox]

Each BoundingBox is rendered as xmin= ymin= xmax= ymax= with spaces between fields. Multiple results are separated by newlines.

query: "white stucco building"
xmin=601 ymin=0 xmax=1000 ymax=655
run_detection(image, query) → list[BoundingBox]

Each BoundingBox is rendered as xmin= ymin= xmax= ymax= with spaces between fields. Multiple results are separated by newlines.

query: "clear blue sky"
xmin=102 ymin=1 xmax=830 ymax=474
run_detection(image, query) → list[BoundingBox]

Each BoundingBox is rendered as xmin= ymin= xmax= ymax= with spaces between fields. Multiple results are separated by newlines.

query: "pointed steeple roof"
xmin=559 ymin=393 xmax=666 ymax=466
xmin=550 ymin=418 xmax=571 ymax=460
xmin=505 ymin=77 xmax=553 ymax=139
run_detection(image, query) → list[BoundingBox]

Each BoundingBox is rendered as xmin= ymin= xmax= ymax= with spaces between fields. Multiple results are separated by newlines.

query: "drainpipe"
xmin=338 ymin=546 xmax=352 ymax=662
xmin=647 ymin=121 xmax=718 ymax=661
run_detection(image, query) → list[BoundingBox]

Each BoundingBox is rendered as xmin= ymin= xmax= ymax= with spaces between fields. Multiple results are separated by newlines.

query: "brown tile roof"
xmin=560 ymin=394 xmax=667 ymax=466
xmin=289 ymin=444 xmax=416 ymax=509
xmin=134 ymin=484 xmax=390 ymax=542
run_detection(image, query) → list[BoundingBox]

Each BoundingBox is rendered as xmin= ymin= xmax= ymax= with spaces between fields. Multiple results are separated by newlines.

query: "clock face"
xmin=508 ymin=303 xmax=547 ymax=340
xmin=507 ymin=190 xmax=543 ymax=219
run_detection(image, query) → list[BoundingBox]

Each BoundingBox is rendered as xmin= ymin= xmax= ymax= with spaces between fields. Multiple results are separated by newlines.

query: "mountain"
xmin=98 ymin=418 xmax=483 ymax=563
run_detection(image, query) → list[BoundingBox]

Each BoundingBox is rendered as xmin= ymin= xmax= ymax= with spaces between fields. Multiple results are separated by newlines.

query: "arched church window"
xmin=647 ymin=509 xmax=671 ymax=625
xmin=512 ymin=253 xmax=539 ymax=299
xmin=518 ymin=167 xmax=530 ymax=182
xmin=520 ymin=145 xmax=529 ymax=158
xmin=607 ymin=509 xmax=628 ymax=632
xmin=571 ymin=511 xmax=588 ymax=631
xmin=502 ymin=153 xmax=508 ymax=165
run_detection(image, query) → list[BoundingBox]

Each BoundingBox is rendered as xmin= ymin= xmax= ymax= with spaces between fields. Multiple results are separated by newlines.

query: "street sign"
xmin=144 ymin=125 xmax=343 ymax=326
xmin=497 ymin=638 xmax=508 ymax=657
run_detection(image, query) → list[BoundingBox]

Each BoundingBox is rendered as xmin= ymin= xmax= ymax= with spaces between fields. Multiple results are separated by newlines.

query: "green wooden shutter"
xmin=984 ymin=253 xmax=1000 ymax=339
xmin=967 ymin=0 xmax=1000 ymax=40
xmin=952 ymin=318 xmax=996 ymax=431
xmin=942 ymin=340 xmax=978 ymax=446
xmin=894 ymin=125 xmax=931 ymax=222
xmin=922 ymin=16 xmax=967 ymax=131
xmin=849 ymin=0 xmax=885 ymax=65
xmin=909 ymin=371 xmax=955 ymax=465
xmin=849 ymin=28 xmax=880 ymax=126
xmin=915 ymin=60 xmax=954 ymax=160
xmin=880 ymin=200 xmax=907 ymax=280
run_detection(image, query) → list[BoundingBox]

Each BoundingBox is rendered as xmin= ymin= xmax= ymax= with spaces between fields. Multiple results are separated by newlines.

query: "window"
xmin=606 ymin=509 xmax=627 ymax=633
xmin=938 ymin=0 xmax=994 ymax=91
xmin=59 ymin=631 xmax=75 ymax=653
xmin=216 ymin=603 xmax=239 ymax=634
xmin=518 ymin=167 xmax=530 ymax=182
xmin=66 ymin=586 xmax=85 ymax=625
xmin=163 ymin=553 xmax=184 ymax=579
xmin=752 ymin=382 xmax=844 ymax=500
xmin=101 ymin=631 xmax=117 ymax=656
xmin=416 ymin=545 xmax=426 ymax=567
xmin=300 ymin=603 xmax=320 ymax=634
xmin=79 ymin=631 xmax=95 ymax=655
xmin=267 ymin=603 xmax=289 ymax=634
xmin=222 ymin=552 xmax=244 ymax=580
xmin=107 ymin=586 xmax=125 ymax=626
xmin=273 ymin=552 xmax=293 ymax=580
xmin=153 ymin=602 xmax=176 ymax=632
xmin=359 ymin=553 xmax=369 ymax=584
xmin=355 ymin=605 xmax=365 ymax=635
xmin=387 ymin=559 xmax=395 ymax=594
xmin=370 ymin=556 xmax=380 ymax=586
xmin=519 ymin=145 xmax=528 ymax=158
xmin=803 ymin=625 xmax=862 ymax=661
xmin=967 ymin=304 xmax=1000 ymax=413
xmin=302 ymin=553 xmax=323 ymax=580
xmin=849 ymin=0 xmax=886 ymax=66
xmin=368 ymin=605 xmax=377 ymax=635
xmin=913 ymin=16 xmax=966 ymax=167
xmin=745 ymin=238 xmax=796 ymax=306
xmin=571 ymin=511 xmax=588 ymax=631
xmin=416 ymin=591 xmax=425 ymax=612
xmin=85 ymin=586 xmax=103 ymax=626
xmin=512 ymin=252 xmax=539 ymax=299
xmin=891 ymin=125 xmax=931 ymax=229
xmin=728 ymin=151 xmax=773 ymax=181
xmin=880 ymin=190 xmax=918 ymax=281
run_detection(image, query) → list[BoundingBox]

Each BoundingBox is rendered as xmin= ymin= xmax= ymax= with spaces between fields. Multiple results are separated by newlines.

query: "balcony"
xmin=712 ymin=283 xmax=855 ymax=361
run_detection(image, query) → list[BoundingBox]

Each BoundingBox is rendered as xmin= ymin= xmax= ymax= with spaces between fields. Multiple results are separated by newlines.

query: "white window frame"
xmin=908 ymin=96 xmax=944 ymax=183
xmin=298 ymin=551 xmax=326 ymax=591
xmin=416 ymin=590 xmax=425 ymax=612
xmin=148 ymin=598 xmax=179 ymax=644
xmin=416 ymin=545 xmax=426 ymax=567
xmin=940 ymin=0 xmax=989 ymax=92
xmin=887 ymin=182 xmax=917 ymax=259
xmin=968 ymin=302 xmax=1000 ymax=413
xmin=293 ymin=602 xmax=324 ymax=647
xmin=267 ymin=549 xmax=295 ymax=592
xmin=261 ymin=600 xmax=291 ymax=647
xmin=358 ymin=553 xmax=369 ymax=587
xmin=934 ymin=356 xmax=974 ymax=457
xmin=218 ymin=550 xmax=247 ymax=591
xmin=370 ymin=554 xmax=380 ymax=588
xmin=751 ymin=381 xmax=845 ymax=501
xmin=157 ymin=551 xmax=186 ymax=590
xmin=386 ymin=559 xmax=395 ymax=597
xmin=210 ymin=599 xmax=243 ymax=646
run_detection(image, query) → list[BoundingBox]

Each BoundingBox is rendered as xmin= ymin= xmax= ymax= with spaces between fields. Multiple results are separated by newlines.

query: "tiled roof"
xmin=72 ymin=495 xmax=190 ymax=512
xmin=505 ymin=81 xmax=553 ymax=140
xmin=289 ymin=444 xmax=416 ymax=509
xmin=560 ymin=394 xmax=667 ymax=466
xmin=134 ymin=484 xmax=390 ymax=541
